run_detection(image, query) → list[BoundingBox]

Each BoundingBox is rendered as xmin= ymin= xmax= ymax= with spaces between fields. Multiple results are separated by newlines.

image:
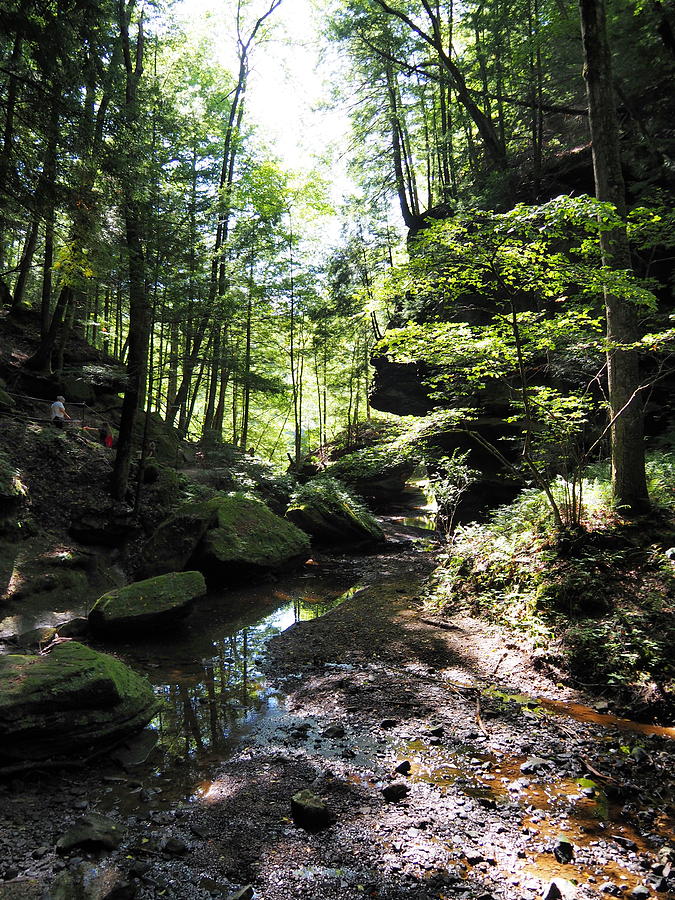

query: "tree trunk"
xmin=579 ymin=0 xmax=649 ymax=513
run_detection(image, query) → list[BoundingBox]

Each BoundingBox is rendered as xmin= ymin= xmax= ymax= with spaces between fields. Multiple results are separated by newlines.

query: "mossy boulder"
xmin=195 ymin=493 xmax=311 ymax=585
xmin=286 ymin=477 xmax=385 ymax=545
xmin=0 ymin=641 xmax=158 ymax=764
xmin=89 ymin=570 xmax=206 ymax=637
xmin=137 ymin=498 xmax=221 ymax=578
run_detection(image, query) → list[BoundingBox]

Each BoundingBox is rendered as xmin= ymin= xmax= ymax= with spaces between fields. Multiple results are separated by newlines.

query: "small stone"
xmin=381 ymin=782 xmax=409 ymax=802
xmin=612 ymin=834 xmax=638 ymax=851
xmin=394 ymin=761 xmax=412 ymax=776
xmin=290 ymin=789 xmax=330 ymax=830
xmin=56 ymin=813 xmax=125 ymax=853
xmin=629 ymin=887 xmax=650 ymax=900
xmin=321 ymin=725 xmax=345 ymax=739
xmin=380 ymin=719 xmax=398 ymax=729
xmin=553 ymin=837 xmax=575 ymax=864
xmin=426 ymin=724 xmax=444 ymax=737
xmin=599 ymin=883 xmax=623 ymax=896
xmin=226 ymin=888 xmax=254 ymax=900
xmin=520 ymin=757 xmax=550 ymax=774
xmin=162 ymin=836 xmax=188 ymax=855
xmin=543 ymin=877 xmax=577 ymax=900
xmin=631 ymin=747 xmax=649 ymax=763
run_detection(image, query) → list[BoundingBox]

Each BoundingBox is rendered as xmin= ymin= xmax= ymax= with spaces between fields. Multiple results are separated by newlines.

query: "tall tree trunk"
xmin=579 ymin=0 xmax=649 ymax=513
xmin=111 ymin=2 xmax=150 ymax=501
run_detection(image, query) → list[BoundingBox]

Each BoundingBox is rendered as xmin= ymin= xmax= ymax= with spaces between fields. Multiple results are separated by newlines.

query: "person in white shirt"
xmin=50 ymin=396 xmax=70 ymax=428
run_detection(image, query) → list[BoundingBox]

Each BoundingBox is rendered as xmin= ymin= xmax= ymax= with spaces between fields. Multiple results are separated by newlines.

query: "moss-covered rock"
xmin=137 ymin=497 xmax=221 ymax=578
xmin=195 ymin=493 xmax=310 ymax=585
xmin=286 ymin=477 xmax=385 ymax=545
xmin=89 ymin=570 xmax=206 ymax=637
xmin=0 ymin=641 xmax=158 ymax=764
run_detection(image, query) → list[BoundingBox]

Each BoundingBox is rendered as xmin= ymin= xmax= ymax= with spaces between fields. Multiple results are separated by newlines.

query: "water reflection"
xmin=122 ymin=581 xmax=357 ymax=761
xmin=389 ymin=478 xmax=438 ymax=531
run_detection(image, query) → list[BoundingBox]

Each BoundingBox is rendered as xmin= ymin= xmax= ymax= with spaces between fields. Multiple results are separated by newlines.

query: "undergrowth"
xmin=426 ymin=451 xmax=675 ymax=716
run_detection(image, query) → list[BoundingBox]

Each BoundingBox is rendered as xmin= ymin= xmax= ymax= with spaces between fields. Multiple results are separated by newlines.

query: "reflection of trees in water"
xmin=155 ymin=620 xmax=282 ymax=757
xmin=154 ymin=589 xmax=353 ymax=757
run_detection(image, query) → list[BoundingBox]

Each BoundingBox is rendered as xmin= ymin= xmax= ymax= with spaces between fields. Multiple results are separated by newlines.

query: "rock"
xmin=380 ymin=719 xmax=399 ymax=729
xmin=225 ymin=887 xmax=254 ymax=900
xmin=161 ymin=836 xmax=188 ymax=856
xmin=290 ymin=789 xmax=330 ymax=830
xmin=68 ymin=505 xmax=137 ymax=547
xmin=136 ymin=498 xmax=220 ymax=578
xmin=56 ymin=617 xmax=89 ymax=639
xmin=599 ymin=883 xmax=623 ymax=896
xmin=629 ymin=887 xmax=650 ymax=900
xmin=0 ymin=449 xmax=26 ymax=530
xmin=0 ymin=642 xmax=158 ymax=764
xmin=630 ymin=746 xmax=649 ymax=763
xmin=381 ymin=782 xmax=410 ymax=802
xmin=195 ymin=494 xmax=311 ymax=585
xmin=56 ymin=814 xmax=126 ymax=852
xmin=394 ymin=760 xmax=412 ymax=775
xmin=49 ymin=861 xmax=135 ymax=899
xmin=88 ymin=571 xmax=206 ymax=637
xmin=520 ymin=757 xmax=550 ymax=774
xmin=286 ymin=477 xmax=385 ymax=544
xmin=321 ymin=725 xmax=345 ymax=739
xmin=611 ymin=834 xmax=638 ymax=851
xmin=553 ymin=837 xmax=575 ymax=864
xmin=543 ymin=881 xmax=577 ymax=900
xmin=0 ymin=879 xmax=43 ymax=899
xmin=0 ymin=388 xmax=16 ymax=411
xmin=426 ymin=724 xmax=444 ymax=737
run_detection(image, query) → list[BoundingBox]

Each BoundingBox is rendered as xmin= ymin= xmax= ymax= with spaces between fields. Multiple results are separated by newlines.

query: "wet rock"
xmin=381 ymin=782 xmax=410 ymax=802
xmin=543 ymin=877 xmax=577 ymax=900
xmin=0 ymin=643 xmax=158 ymax=765
xmin=599 ymin=883 xmax=623 ymax=896
xmin=56 ymin=814 xmax=125 ymax=853
xmin=88 ymin=571 xmax=206 ymax=637
xmin=290 ymin=789 xmax=330 ymax=830
xmin=553 ymin=837 xmax=575 ymax=864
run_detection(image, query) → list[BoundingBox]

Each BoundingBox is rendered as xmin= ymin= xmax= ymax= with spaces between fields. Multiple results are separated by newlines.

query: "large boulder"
xmin=0 ymin=449 xmax=26 ymax=532
xmin=194 ymin=493 xmax=310 ymax=585
xmin=286 ymin=477 xmax=385 ymax=545
xmin=136 ymin=498 xmax=221 ymax=578
xmin=0 ymin=642 xmax=158 ymax=765
xmin=88 ymin=570 xmax=206 ymax=637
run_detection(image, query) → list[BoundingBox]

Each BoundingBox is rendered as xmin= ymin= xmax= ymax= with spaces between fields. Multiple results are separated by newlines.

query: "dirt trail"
xmin=1 ymin=527 xmax=674 ymax=900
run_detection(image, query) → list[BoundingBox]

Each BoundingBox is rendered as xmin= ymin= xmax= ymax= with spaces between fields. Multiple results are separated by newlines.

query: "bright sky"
xmin=175 ymin=0 xmax=353 ymax=202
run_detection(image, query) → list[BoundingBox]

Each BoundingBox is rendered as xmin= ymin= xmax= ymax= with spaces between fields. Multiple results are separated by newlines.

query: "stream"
xmin=2 ymin=488 xmax=674 ymax=900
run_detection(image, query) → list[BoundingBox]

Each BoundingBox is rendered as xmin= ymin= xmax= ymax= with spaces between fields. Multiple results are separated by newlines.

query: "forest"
xmin=1 ymin=0 xmax=675 ymax=898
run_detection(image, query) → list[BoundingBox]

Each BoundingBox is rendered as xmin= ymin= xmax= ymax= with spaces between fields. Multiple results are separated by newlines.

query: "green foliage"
xmin=428 ymin=449 xmax=675 ymax=711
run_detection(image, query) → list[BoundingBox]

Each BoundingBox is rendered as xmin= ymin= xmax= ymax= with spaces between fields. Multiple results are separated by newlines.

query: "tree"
xmin=579 ymin=0 xmax=650 ymax=513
